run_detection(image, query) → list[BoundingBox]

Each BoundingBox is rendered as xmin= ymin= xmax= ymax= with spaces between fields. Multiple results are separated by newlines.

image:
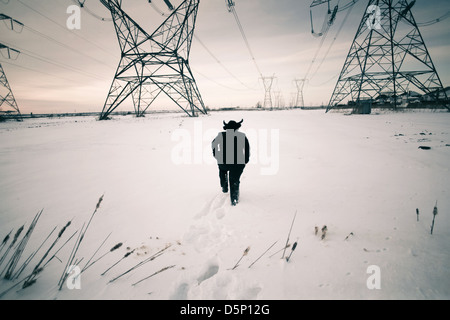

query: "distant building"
xmin=422 ymin=86 xmax=450 ymax=102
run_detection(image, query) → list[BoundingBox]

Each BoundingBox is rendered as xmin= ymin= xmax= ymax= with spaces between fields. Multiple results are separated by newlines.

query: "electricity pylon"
xmin=261 ymin=75 xmax=276 ymax=110
xmin=0 ymin=15 xmax=23 ymax=121
xmin=0 ymin=45 xmax=22 ymax=121
xmin=327 ymin=0 xmax=448 ymax=112
xmin=294 ymin=78 xmax=306 ymax=108
xmin=99 ymin=0 xmax=207 ymax=120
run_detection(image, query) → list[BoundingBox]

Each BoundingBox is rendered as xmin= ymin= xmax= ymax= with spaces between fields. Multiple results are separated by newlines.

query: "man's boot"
xmin=230 ymin=182 xmax=239 ymax=206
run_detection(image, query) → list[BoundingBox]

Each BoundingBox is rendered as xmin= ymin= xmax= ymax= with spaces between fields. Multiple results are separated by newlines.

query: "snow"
xmin=0 ymin=109 xmax=449 ymax=300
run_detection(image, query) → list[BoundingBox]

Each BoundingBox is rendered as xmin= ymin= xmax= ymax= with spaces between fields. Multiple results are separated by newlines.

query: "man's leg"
xmin=229 ymin=165 xmax=245 ymax=205
xmin=218 ymin=165 xmax=229 ymax=193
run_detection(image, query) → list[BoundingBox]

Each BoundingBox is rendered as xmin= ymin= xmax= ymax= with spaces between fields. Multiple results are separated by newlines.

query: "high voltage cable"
xmin=308 ymin=73 xmax=338 ymax=88
xmin=308 ymin=2 xmax=355 ymax=81
xmin=303 ymin=24 xmax=331 ymax=81
xmin=337 ymin=0 xmax=359 ymax=12
xmin=146 ymin=2 xmax=259 ymax=91
xmin=16 ymin=0 xmax=115 ymax=58
xmin=193 ymin=35 xmax=258 ymax=91
xmin=417 ymin=11 xmax=450 ymax=26
xmin=1 ymin=60 xmax=76 ymax=82
xmin=305 ymin=0 xmax=356 ymax=82
xmin=192 ymin=67 xmax=254 ymax=92
xmin=71 ymin=0 xmax=113 ymax=21
xmin=1 ymin=40 xmax=107 ymax=81
xmin=22 ymin=24 xmax=113 ymax=69
xmin=229 ymin=6 xmax=263 ymax=79
xmin=148 ymin=1 xmax=170 ymax=16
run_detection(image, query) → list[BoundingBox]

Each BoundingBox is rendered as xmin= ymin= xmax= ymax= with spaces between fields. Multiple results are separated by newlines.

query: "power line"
xmin=337 ymin=0 xmax=359 ymax=12
xmin=308 ymin=73 xmax=338 ymax=87
xmin=0 ymin=60 xmax=75 ymax=82
xmin=148 ymin=1 xmax=171 ymax=16
xmin=21 ymin=24 xmax=114 ymax=69
xmin=1 ymin=40 xmax=108 ymax=81
xmin=303 ymin=25 xmax=331 ymax=81
xmin=308 ymin=2 xmax=355 ymax=81
xmin=192 ymin=67 xmax=253 ymax=92
xmin=71 ymin=0 xmax=113 ymax=21
xmin=228 ymin=4 xmax=263 ymax=79
xmin=16 ymin=0 xmax=115 ymax=58
xmin=193 ymin=35 xmax=259 ymax=91
xmin=147 ymin=2 xmax=259 ymax=91
xmin=417 ymin=11 xmax=450 ymax=27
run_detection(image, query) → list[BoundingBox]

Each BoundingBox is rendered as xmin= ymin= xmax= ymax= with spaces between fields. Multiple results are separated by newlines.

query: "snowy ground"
xmin=0 ymin=109 xmax=449 ymax=300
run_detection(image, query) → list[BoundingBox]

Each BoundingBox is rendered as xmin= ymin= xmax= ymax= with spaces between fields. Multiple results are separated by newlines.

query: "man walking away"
xmin=211 ymin=119 xmax=250 ymax=206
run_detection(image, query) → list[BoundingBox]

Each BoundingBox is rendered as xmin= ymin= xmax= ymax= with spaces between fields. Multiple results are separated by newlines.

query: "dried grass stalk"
xmin=109 ymin=244 xmax=172 ymax=283
xmin=282 ymin=211 xmax=297 ymax=259
xmin=231 ymin=246 xmax=250 ymax=270
xmin=132 ymin=265 xmax=176 ymax=286
xmin=3 ymin=210 xmax=43 ymax=280
xmin=248 ymin=241 xmax=277 ymax=268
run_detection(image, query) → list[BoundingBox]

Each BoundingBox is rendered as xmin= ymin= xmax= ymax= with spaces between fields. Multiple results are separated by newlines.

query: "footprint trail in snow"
xmin=171 ymin=193 xmax=262 ymax=300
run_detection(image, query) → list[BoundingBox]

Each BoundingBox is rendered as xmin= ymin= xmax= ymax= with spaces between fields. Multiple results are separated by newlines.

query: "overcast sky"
xmin=1 ymin=0 xmax=449 ymax=114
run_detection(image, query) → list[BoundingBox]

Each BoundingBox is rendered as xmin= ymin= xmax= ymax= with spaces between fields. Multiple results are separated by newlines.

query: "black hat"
xmin=223 ymin=119 xmax=243 ymax=130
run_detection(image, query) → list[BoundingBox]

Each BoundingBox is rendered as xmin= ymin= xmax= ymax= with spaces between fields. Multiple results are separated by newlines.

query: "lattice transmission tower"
xmin=327 ymin=0 xmax=448 ymax=112
xmin=294 ymin=78 xmax=306 ymax=108
xmin=0 ymin=45 xmax=22 ymax=121
xmin=261 ymin=75 xmax=276 ymax=110
xmin=99 ymin=0 xmax=207 ymax=120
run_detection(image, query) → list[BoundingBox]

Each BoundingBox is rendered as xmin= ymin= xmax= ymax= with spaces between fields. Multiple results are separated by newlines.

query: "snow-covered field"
xmin=0 ymin=109 xmax=449 ymax=300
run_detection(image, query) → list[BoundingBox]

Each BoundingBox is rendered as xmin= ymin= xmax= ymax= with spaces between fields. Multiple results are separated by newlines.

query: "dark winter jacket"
xmin=212 ymin=130 xmax=250 ymax=165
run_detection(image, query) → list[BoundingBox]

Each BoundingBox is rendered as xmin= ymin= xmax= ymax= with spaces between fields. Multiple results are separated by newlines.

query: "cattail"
xmin=23 ymin=265 xmax=45 ymax=289
xmin=110 ymin=243 xmax=123 ymax=252
xmin=292 ymin=242 xmax=298 ymax=251
xmin=102 ymin=249 xmax=135 ymax=276
xmin=96 ymin=195 xmax=104 ymax=211
xmin=58 ymin=221 xmax=71 ymax=238
xmin=83 ymin=241 xmax=122 ymax=273
xmin=43 ymin=230 xmax=77 ymax=268
xmin=22 ymin=279 xmax=36 ymax=289
xmin=0 ymin=231 xmax=12 ymax=253
xmin=344 ymin=232 xmax=354 ymax=241
xmin=321 ymin=225 xmax=327 ymax=240
xmin=31 ymin=267 xmax=44 ymax=277
xmin=32 ymin=220 xmax=73 ymax=276
xmin=124 ymin=250 xmax=134 ymax=258
xmin=10 ymin=226 xmax=24 ymax=250
xmin=286 ymin=241 xmax=298 ymax=262
xmin=282 ymin=211 xmax=297 ymax=259
xmin=231 ymin=246 xmax=250 ymax=270
xmin=431 ymin=201 xmax=438 ymax=235
xmin=3 ymin=210 xmax=43 ymax=280
xmin=12 ymin=226 xmax=57 ymax=280
xmin=0 ymin=226 xmax=24 ymax=268
xmin=59 ymin=195 xmax=104 ymax=290
xmin=416 ymin=208 xmax=419 ymax=222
